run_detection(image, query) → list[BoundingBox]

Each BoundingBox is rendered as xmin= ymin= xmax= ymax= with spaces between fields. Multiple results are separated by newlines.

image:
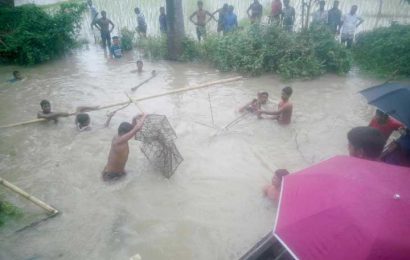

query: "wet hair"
xmin=118 ymin=122 xmax=133 ymax=135
xmin=40 ymin=100 xmax=50 ymax=108
xmin=347 ymin=127 xmax=386 ymax=159
xmin=112 ymin=36 xmax=119 ymax=40
xmin=275 ymin=169 xmax=290 ymax=178
xmin=76 ymin=113 xmax=90 ymax=127
xmin=375 ymin=109 xmax=388 ymax=118
xmin=282 ymin=86 xmax=293 ymax=97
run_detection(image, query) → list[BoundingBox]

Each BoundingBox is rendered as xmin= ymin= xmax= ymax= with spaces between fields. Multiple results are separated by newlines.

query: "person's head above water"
xmin=197 ymin=1 xmax=203 ymax=9
xmin=347 ymin=126 xmax=386 ymax=160
xmin=134 ymin=7 xmax=140 ymax=14
xmin=112 ymin=36 xmax=120 ymax=46
xmin=13 ymin=71 xmax=22 ymax=80
xmin=272 ymin=169 xmax=290 ymax=188
xmin=40 ymin=100 xmax=51 ymax=113
xmin=76 ymin=113 xmax=90 ymax=129
xmin=101 ymin=10 xmax=107 ymax=18
xmin=281 ymin=86 xmax=293 ymax=101
xmin=118 ymin=122 xmax=133 ymax=136
xmin=258 ymin=91 xmax=269 ymax=104
xmin=136 ymin=60 xmax=144 ymax=72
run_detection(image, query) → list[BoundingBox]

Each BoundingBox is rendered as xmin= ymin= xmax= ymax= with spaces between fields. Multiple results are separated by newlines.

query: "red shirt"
xmin=369 ymin=117 xmax=403 ymax=139
xmin=271 ymin=0 xmax=282 ymax=16
xmin=277 ymin=100 xmax=293 ymax=125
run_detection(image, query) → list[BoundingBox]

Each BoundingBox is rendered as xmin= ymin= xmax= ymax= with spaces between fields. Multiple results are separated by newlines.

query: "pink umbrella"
xmin=273 ymin=156 xmax=410 ymax=260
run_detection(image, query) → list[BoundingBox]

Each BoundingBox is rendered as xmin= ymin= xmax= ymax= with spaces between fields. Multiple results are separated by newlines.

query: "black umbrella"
xmin=360 ymin=82 xmax=410 ymax=128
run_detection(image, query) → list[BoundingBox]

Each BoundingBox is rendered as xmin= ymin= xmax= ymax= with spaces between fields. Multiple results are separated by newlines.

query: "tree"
xmin=166 ymin=0 xmax=185 ymax=60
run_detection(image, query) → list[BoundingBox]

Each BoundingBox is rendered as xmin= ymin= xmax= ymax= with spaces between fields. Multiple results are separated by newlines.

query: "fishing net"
xmin=135 ymin=114 xmax=183 ymax=178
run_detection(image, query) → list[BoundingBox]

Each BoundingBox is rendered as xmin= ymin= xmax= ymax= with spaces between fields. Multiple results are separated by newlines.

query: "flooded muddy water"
xmin=0 ymin=43 xmax=388 ymax=259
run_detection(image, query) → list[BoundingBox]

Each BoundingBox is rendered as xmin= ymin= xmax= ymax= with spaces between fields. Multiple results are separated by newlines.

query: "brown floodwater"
xmin=0 ymin=42 xmax=392 ymax=260
xmin=1 ymin=1 xmax=410 ymax=259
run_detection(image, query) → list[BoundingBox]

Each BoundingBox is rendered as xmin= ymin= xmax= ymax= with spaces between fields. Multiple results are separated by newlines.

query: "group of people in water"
xmin=263 ymin=108 xmax=410 ymax=204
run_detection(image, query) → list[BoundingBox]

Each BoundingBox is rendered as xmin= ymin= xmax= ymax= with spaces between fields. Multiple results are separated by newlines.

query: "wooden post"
xmin=166 ymin=0 xmax=185 ymax=60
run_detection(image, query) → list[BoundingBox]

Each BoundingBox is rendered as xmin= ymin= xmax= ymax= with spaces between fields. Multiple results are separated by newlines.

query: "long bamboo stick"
xmin=0 ymin=76 xmax=243 ymax=129
xmin=0 ymin=177 xmax=58 ymax=215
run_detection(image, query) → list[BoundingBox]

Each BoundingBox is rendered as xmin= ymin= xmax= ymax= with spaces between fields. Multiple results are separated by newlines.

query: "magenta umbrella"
xmin=273 ymin=156 xmax=410 ymax=260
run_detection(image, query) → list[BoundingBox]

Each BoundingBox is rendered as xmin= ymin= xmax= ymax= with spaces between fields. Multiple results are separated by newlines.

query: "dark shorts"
xmin=101 ymin=31 xmax=111 ymax=46
xmin=196 ymin=26 xmax=206 ymax=39
xmin=137 ymin=25 xmax=147 ymax=34
xmin=102 ymin=171 xmax=126 ymax=181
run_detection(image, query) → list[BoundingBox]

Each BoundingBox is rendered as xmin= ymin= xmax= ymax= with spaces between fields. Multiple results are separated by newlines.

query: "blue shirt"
xmin=224 ymin=13 xmax=238 ymax=33
xmin=110 ymin=45 xmax=122 ymax=58
xmin=159 ymin=14 xmax=167 ymax=33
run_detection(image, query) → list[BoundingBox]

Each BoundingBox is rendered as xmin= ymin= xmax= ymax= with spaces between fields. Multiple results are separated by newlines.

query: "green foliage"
xmin=179 ymin=37 xmax=202 ymax=62
xmin=138 ymin=24 xmax=350 ymax=79
xmin=120 ymin=27 xmax=135 ymax=51
xmin=139 ymin=36 xmax=168 ymax=60
xmin=0 ymin=2 xmax=86 ymax=65
xmin=353 ymin=24 xmax=410 ymax=77
xmin=202 ymin=24 xmax=351 ymax=79
xmin=0 ymin=199 xmax=22 ymax=227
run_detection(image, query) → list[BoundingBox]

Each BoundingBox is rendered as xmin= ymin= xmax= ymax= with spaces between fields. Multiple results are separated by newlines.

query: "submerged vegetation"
xmin=0 ymin=199 xmax=22 ymax=227
xmin=141 ymin=25 xmax=352 ymax=79
xmin=353 ymin=24 xmax=410 ymax=77
xmin=0 ymin=2 xmax=86 ymax=65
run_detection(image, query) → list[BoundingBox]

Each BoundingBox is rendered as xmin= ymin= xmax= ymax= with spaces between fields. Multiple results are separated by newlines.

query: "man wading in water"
xmin=189 ymin=1 xmax=213 ymax=42
xmin=37 ymin=100 xmax=69 ymax=123
xmin=102 ymin=113 xmax=147 ymax=181
xmin=93 ymin=10 xmax=115 ymax=49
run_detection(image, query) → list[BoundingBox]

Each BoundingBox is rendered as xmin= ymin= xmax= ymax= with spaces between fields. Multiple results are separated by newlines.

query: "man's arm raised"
xmin=116 ymin=113 xmax=147 ymax=144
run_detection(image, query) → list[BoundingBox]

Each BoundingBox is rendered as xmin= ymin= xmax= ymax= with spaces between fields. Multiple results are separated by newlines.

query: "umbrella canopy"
xmin=359 ymin=82 xmax=410 ymax=127
xmin=273 ymin=156 xmax=410 ymax=260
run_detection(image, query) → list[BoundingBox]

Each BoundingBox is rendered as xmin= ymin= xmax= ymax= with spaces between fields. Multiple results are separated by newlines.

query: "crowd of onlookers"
xmin=86 ymin=0 xmax=366 ymax=58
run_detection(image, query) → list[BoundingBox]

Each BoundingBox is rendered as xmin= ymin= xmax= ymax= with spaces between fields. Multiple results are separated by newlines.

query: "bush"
xmin=0 ymin=2 xmax=86 ymax=65
xmin=353 ymin=24 xmax=410 ymax=77
xmin=0 ymin=199 xmax=22 ymax=227
xmin=120 ymin=27 xmax=135 ymax=51
xmin=139 ymin=36 xmax=167 ymax=60
xmin=202 ymin=24 xmax=351 ymax=79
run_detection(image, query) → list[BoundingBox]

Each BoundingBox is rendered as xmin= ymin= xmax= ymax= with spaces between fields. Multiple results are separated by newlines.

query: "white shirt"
xmin=341 ymin=13 xmax=362 ymax=35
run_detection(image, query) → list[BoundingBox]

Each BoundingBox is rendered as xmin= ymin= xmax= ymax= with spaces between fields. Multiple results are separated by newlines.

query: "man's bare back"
xmin=103 ymin=113 xmax=147 ymax=181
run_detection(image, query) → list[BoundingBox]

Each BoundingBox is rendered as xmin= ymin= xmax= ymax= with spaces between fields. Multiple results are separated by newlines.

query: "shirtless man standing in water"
xmin=102 ymin=113 xmax=147 ymax=181
xmin=189 ymin=1 xmax=213 ymax=42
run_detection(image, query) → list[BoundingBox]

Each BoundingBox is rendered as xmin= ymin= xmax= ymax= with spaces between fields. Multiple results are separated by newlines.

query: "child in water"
xmin=110 ymin=36 xmax=122 ymax=59
xmin=263 ymin=169 xmax=289 ymax=203
xmin=239 ymin=92 xmax=269 ymax=113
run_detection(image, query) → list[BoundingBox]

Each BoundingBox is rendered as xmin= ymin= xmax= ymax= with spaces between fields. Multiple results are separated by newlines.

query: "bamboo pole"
xmin=0 ymin=76 xmax=243 ymax=129
xmin=131 ymin=70 xmax=157 ymax=92
xmin=0 ymin=177 xmax=58 ymax=215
